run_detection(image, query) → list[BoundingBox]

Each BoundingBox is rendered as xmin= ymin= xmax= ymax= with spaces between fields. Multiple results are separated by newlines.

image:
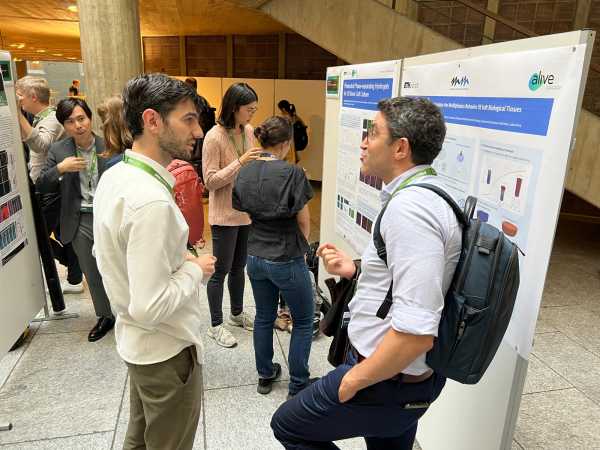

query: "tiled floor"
xmin=1 ymin=185 xmax=600 ymax=449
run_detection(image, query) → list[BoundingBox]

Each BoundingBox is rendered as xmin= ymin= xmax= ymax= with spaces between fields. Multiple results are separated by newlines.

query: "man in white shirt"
xmin=271 ymin=97 xmax=462 ymax=449
xmin=93 ymin=74 xmax=216 ymax=450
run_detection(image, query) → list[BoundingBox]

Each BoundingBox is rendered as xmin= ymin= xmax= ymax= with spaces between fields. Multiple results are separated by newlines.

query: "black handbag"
xmin=320 ymin=262 xmax=360 ymax=367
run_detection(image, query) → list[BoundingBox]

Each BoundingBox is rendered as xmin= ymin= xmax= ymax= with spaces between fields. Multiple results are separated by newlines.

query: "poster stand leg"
xmin=31 ymin=299 xmax=78 ymax=322
xmin=0 ymin=423 xmax=13 ymax=432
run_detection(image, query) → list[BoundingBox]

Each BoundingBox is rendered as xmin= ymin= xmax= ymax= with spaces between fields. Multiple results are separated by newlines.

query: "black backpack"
xmin=373 ymin=183 xmax=520 ymax=384
xmin=293 ymin=121 xmax=308 ymax=151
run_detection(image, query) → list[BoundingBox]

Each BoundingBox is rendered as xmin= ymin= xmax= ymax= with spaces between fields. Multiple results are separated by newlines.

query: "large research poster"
xmin=0 ymin=50 xmax=44 ymax=358
xmin=335 ymin=61 xmax=401 ymax=253
xmin=401 ymin=44 xmax=587 ymax=357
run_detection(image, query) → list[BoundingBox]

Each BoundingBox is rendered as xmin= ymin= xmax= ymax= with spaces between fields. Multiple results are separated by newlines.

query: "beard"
xmin=158 ymin=124 xmax=193 ymax=161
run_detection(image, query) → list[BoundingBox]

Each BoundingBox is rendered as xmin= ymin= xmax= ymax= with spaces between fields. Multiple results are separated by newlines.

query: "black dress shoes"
xmin=88 ymin=317 xmax=115 ymax=342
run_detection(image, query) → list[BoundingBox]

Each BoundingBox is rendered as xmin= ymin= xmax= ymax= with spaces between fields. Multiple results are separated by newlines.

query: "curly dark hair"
xmin=377 ymin=97 xmax=446 ymax=165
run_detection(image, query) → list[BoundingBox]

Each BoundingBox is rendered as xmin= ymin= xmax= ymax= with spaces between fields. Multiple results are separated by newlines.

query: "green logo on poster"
xmin=529 ymin=70 xmax=555 ymax=91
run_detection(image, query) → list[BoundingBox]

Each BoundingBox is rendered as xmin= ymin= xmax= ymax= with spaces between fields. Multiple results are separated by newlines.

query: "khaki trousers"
xmin=124 ymin=346 xmax=202 ymax=450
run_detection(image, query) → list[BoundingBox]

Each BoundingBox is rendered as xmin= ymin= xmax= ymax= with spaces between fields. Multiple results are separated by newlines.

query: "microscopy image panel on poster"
xmin=0 ymin=71 xmax=27 ymax=267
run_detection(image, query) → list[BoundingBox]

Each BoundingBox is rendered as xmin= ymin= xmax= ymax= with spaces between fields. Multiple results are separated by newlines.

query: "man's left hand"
xmin=338 ymin=370 xmax=360 ymax=403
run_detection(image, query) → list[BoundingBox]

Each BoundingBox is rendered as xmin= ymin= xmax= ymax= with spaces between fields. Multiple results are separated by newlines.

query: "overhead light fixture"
xmin=52 ymin=53 xmax=64 ymax=57
xmin=36 ymin=49 xmax=46 ymax=53
xmin=17 ymin=43 xmax=25 ymax=49
xmin=9 ymin=44 xmax=18 ymax=48
xmin=67 ymin=5 xmax=78 ymax=12
xmin=13 ymin=58 xmax=22 ymax=62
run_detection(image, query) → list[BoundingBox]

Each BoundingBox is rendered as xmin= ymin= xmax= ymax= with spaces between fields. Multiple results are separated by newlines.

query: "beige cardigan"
xmin=202 ymin=124 xmax=254 ymax=226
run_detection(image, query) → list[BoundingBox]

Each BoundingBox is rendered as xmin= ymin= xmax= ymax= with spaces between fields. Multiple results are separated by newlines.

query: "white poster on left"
xmin=334 ymin=61 xmax=401 ymax=254
xmin=0 ymin=66 xmax=28 ymax=267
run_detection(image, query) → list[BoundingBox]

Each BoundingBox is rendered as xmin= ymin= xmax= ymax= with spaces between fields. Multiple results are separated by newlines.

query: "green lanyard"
xmin=228 ymin=129 xmax=246 ymax=158
xmin=387 ymin=167 xmax=437 ymax=205
xmin=76 ymin=144 xmax=97 ymax=190
xmin=123 ymin=154 xmax=174 ymax=196
xmin=33 ymin=106 xmax=56 ymax=127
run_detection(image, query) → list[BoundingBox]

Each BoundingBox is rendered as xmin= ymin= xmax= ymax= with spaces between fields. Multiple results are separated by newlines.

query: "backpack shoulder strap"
xmin=372 ymin=182 xmax=469 ymax=320
xmin=411 ymin=183 xmax=469 ymax=227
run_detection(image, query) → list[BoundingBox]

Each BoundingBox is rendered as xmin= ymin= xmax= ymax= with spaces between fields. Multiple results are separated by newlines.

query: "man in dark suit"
xmin=37 ymin=98 xmax=115 ymax=342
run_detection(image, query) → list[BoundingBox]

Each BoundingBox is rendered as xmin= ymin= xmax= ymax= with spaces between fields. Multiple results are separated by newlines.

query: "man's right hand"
xmin=317 ymin=243 xmax=356 ymax=279
xmin=57 ymin=156 xmax=87 ymax=174
xmin=188 ymin=254 xmax=216 ymax=277
xmin=238 ymin=148 xmax=262 ymax=166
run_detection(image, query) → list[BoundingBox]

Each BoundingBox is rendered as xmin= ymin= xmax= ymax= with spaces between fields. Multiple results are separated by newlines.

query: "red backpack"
xmin=167 ymin=159 xmax=205 ymax=247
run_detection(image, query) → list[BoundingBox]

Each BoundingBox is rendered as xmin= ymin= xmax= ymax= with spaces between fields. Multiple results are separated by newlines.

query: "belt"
xmin=353 ymin=348 xmax=433 ymax=384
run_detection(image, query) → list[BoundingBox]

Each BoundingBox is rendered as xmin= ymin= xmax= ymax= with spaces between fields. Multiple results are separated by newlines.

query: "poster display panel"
xmin=0 ymin=69 xmax=27 ymax=267
xmin=334 ymin=61 xmax=401 ymax=253
xmin=401 ymin=44 xmax=588 ymax=357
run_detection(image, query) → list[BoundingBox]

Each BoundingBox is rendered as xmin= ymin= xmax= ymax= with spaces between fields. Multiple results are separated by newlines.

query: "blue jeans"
xmin=271 ymin=351 xmax=446 ymax=449
xmin=247 ymin=255 xmax=314 ymax=395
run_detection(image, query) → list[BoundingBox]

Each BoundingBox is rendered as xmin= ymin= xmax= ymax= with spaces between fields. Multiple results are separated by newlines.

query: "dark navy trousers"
xmin=271 ymin=351 xmax=446 ymax=449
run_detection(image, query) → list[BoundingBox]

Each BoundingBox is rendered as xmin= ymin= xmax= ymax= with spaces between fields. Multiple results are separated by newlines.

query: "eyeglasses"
xmin=366 ymin=123 xmax=377 ymax=142
xmin=246 ymin=106 xmax=258 ymax=114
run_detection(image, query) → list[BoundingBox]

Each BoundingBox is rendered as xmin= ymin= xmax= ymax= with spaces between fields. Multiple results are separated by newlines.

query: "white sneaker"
xmin=227 ymin=311 xmax=254 ymax=331
xmin=61 ymin=280 xmax=84 ymax=294
xmin=207 ymin=325 xmax=237 ymax=348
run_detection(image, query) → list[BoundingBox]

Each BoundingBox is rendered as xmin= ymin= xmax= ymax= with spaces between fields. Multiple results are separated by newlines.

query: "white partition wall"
xmin=0 ymin=50 xmax=45 ymax=357
xmin=320 ymin=31 xmax=595 ymax=450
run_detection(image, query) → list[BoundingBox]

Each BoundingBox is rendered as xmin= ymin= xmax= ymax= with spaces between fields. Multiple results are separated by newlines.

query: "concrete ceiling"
xmin=0 ymin=0 xmax=286 ymax=62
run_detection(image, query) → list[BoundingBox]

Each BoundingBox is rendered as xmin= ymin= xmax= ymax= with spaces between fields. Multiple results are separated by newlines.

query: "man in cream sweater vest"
xmin=93 ymin=74 xmax=215 ymax=450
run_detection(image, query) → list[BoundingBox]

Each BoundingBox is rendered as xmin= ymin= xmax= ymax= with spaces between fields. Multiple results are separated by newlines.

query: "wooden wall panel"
xmin=143 ymin=36 xmax=180 ymax=75
xmin=417 ymin=0 xmax=488 ymax=48
xmin=186 ymin=36 xmax=227 ymax=77
xmin=285 ymin=34 xmax=338 ymax=80
xmin=495 ymin=0 xmax=577 ymax=40
xmin=233 ymin=35 xmax=279 ymax=79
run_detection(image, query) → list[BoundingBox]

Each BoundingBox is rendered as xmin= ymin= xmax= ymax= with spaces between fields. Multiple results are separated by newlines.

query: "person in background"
xmin=278 ymin=99 xmax=307 ymax=164
xmin=36 ymin=98 xmax=115 ymax=342
xmin=69 ymin=79 xmax=80 ymax=97
xmin=16 ymin=75 xmax=83 ymax=295
xmin=202 ymin=82 xmax=262 ymax=348
xmin=97 ymin=95 xmax=132 ymax=168
xmin=233 ymin=116 xmax=315 ymax=399
xmin=183 ymin=77 xmax=215 ymax=184
xmin=93 ymin=74 xmax=215 ymax=450
xmin=271 ymin=97 xmax=461 ymax=449
xmin=16 ymin=76 xmax=66 ymax=183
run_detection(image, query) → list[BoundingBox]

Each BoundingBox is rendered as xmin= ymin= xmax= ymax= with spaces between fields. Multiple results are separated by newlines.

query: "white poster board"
xmin=0 ymin=50 xmax=45 ymax=357
xmin=334 ymin=61 xmax=401 ymax=252
xmin=320 ymin=30 xmax=594 ymax=450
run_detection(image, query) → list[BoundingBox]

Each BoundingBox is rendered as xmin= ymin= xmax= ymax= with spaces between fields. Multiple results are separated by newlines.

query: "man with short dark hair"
xmin=271 ymin=97 xmax=463 ymax=449
xmin=37 ymin=97 xmax=115 ymax=342
xmin=93 ymin=74 xmax=215 ymax=450
xmin=16 ymin=76 xmax=83 ymax=294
